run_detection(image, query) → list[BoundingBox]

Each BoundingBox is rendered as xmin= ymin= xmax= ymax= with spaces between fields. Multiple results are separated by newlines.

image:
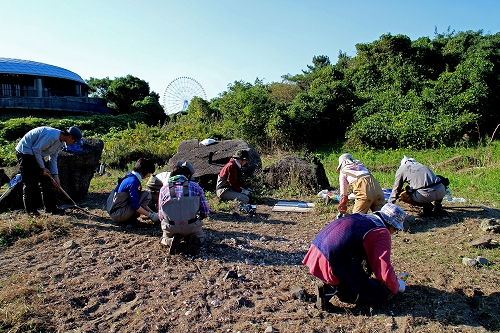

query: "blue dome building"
xmin=0 ymin=58 xmax=111 ymax=115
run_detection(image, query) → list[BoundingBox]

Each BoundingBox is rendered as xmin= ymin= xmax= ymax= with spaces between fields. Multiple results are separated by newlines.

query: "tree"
xmin=107 ymin=75 xmax=151 ymax=114
xmin=86 ymin=77 xmax=112 ymax=99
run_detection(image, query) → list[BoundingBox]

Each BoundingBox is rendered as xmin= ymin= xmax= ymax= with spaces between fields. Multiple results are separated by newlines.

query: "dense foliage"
xmin=1 ymin=29 xmax=499 ymax=169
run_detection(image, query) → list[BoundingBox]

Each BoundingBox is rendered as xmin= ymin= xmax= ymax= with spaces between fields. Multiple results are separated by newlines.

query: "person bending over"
xmin=303 ymin=203 xmax=407 ymax=309
xmin=107 ymin=158 xmax=159 ymax=225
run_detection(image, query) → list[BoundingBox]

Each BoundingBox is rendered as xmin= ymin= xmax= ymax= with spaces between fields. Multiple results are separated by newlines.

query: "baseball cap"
xmin=378 ymin=203 xmax=406 ymax=231
xmin=68 ymin=126 xmax=83 ymax=145
xmin=233 ymin=150 xmax=249 ymax=160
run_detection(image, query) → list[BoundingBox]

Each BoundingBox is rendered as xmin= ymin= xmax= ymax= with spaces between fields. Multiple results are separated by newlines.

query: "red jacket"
xmin=217 ymin=158 xmax=246 ymax=192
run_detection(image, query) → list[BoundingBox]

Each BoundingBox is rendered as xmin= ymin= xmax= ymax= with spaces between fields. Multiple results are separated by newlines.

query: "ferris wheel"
xmin=163 ymin=77 xmax=207 ymax=115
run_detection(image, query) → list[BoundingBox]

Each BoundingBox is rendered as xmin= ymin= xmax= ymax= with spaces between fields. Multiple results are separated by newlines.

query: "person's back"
xmin=159 ymin=163 xmax=209 ymax=255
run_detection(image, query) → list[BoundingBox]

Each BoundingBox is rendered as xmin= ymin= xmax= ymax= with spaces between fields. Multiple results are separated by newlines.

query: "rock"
xmin=468 ymin=235 xmax=493 ymax=248
xmin=63 ymin=240 xmax=76 ymax=249
xmin=167 ymin=139 xmax=262 ymax=191
xmin=0 ymin=168 xmax=10 ymax=188
xmin=290 ymin=286 xmax=307 ymax=301
xmin=264 ymin=326 xmax=274 ymax=333
xmin=476 ymin=256 xmax=489 ymax=265
xmin=262 ymin=156 xmax=330 ymax=191
xmin=57 ymin=138 xmax=104 ymax=201
xmin=223 ymin=270 xmax=239 ymax=281
xmin=462 ymin=257 xmax=478 ymax=266
xmin=480 ymin=219 xmax=500 ymax=233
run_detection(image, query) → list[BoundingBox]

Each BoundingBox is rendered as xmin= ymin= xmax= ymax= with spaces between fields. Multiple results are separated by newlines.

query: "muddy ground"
xmin=1 ymin=193 xmax=500 ymax=332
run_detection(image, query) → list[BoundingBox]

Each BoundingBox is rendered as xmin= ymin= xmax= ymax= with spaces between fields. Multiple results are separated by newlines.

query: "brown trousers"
xmin=351 ymin=176 xmax=386 ymax=214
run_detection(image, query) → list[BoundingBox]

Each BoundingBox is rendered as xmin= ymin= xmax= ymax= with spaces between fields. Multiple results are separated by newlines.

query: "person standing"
xmin=337 ymin=153 xmax=385 ymax=216
xmin=107 ymin=157 xmax=159 ymax=225
xmin=389 ymin=156 xmax=447 ymax=215
xmin=216 ymin=150 xmax=251 ymax=204
xmin=159 ymin=163 xmax=210 ymax=255
xmin=303 ymin=203 xmax=407 ymax=309
xmin=15 ymin=126 xmax=83 ymax=216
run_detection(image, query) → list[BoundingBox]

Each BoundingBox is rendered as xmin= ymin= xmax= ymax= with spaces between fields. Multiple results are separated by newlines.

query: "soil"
xmin=1 ymin=193 xmax=500 ymax=332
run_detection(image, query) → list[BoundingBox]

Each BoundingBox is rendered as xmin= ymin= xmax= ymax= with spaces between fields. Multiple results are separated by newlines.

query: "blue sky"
xmin=2 ymin=0 xmax=500 ymax=102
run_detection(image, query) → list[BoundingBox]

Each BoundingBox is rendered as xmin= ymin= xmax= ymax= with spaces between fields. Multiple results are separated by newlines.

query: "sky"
xmin=2 ymin=0 xmax=500 ymax=103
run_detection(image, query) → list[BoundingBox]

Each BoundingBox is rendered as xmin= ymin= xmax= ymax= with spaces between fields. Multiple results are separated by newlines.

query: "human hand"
xmin=397 ymin=279 xmax=406 ymax=293
xmin=149 ymin=212 xmax=159 ymax=222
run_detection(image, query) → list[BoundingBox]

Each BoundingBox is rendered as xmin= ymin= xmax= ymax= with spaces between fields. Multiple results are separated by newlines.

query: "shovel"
xmin=48 ymin=175 xmax=92 ymax=215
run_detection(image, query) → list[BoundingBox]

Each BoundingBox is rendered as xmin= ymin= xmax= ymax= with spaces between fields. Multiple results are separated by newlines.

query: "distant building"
xmin=0 ymin=58 xmax=112 ymax=116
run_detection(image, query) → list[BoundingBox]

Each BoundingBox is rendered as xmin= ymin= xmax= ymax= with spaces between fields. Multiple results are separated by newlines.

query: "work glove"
xmin=397 ymin=279 xmax=406 ymax=293
xmin=148 ymin=212 xmax=159 ymax=223
xmin=337 ymin=194 xmax=348 ymax=214
xmin=241 ymin=188 xmax=250 ymax=196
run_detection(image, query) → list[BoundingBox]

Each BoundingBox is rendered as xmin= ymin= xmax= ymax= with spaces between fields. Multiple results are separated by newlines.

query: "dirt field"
xmin=1 ymin=193 xmax=500 ymax=332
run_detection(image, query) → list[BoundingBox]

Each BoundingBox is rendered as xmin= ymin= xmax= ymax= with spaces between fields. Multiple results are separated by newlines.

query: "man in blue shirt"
xmin=15 ymin=126 xmax=82 ymax=216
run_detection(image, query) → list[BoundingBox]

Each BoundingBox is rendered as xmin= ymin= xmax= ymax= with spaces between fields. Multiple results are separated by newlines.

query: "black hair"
xmin=133 ymin=158 xmax=156 ymax=177
xmin=170 ymin=165 xmax=192 ymax=178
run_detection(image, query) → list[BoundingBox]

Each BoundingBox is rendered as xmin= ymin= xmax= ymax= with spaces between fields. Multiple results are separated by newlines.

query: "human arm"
xmin=363 ymin=228 xmax=400 ymax=294
xmin=337 ymin=173 xmax=349 ymax=214
xmin=389 ymin=167 xmax=405 ymax=204
xmin=192 ymin=183 xmax=210 ymax=219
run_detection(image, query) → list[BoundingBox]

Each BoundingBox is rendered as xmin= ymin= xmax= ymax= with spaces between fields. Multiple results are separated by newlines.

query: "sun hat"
xmin=378 ymin=203 xmax=406 ymax=231
xmin=400 ymin=156 xmax=417 ymax=166
xmin=336 ymin=153 xmax=355 ymax=173
xmin=233 ymin=150 xmax=249 ymax=160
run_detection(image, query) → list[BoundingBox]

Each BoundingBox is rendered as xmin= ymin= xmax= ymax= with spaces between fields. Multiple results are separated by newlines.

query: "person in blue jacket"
xmin=107 ymin=158 xmax=159 ymax=225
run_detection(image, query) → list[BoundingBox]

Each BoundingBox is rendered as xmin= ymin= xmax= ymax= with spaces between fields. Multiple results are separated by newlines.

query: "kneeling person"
xmin=107 ymin=158 xmax=159 ymax=225
xmin=159 ymin=163 xmax=210 ymax=255
xmin=303 ymin=203 xmax=407 ymax=309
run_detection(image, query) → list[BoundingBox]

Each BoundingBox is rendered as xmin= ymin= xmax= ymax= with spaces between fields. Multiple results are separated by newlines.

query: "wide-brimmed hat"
xmin=336 ymin=153 xmax=355 ymax=173
xmin=233 ymin=150 xmax=249 ymax=160
xmin=378 ymin=203 xmax=406 ymax=231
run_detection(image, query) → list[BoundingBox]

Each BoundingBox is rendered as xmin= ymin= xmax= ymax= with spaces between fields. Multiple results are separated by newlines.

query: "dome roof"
xmin=0 ymin=58 xmax=87 ymax=85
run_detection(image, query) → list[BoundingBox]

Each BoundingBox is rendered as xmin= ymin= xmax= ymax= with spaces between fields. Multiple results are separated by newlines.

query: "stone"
xmin=223 ymin=270 xmax=238 ymax=281
xmin=290 ymin=286 xmax=307 ymax=301
xmin=480 ymin=219 xmax=500 ymax=233
xmin=462 ymin=257 xmax=478 ymax=266
xmin=476 ymin=256 xmax=489 ymax=265
xmin=264 ymin=326 xmax=274 ymax=333
xmin=262 ymin=155 xmax=330 ymax=191
xmin=468 ymin=235 xmax=493 ymax=248
xmin=63 ymin=240 xmax=76 ymax=249
xmin=57 ymin=138 xmax=104 ymax=201
xmin=167 ymin=139 xmax=261 ymax=191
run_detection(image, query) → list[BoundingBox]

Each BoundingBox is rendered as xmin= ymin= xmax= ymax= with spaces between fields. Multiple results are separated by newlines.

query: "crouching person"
xmin=303 ymin=203 xmax=407 ymax=310
xmin=107 ymin=158 xmax=159 ymax=226
xmin=159 ymin=163 xmax=210 ymax=255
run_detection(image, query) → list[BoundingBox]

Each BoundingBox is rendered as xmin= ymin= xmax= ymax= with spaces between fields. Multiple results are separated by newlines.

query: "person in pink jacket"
xmin=337 ymin=153 xmax=385 ymax=216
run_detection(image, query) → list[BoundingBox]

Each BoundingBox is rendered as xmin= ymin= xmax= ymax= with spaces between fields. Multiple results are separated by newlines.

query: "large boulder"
xmin=57 ymin=138 xmax=104 ymax=201
xmin=262 ymin=156 xmax=330 ymax=192
xmin=167 ymin=139 xmax=261 ymax=191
